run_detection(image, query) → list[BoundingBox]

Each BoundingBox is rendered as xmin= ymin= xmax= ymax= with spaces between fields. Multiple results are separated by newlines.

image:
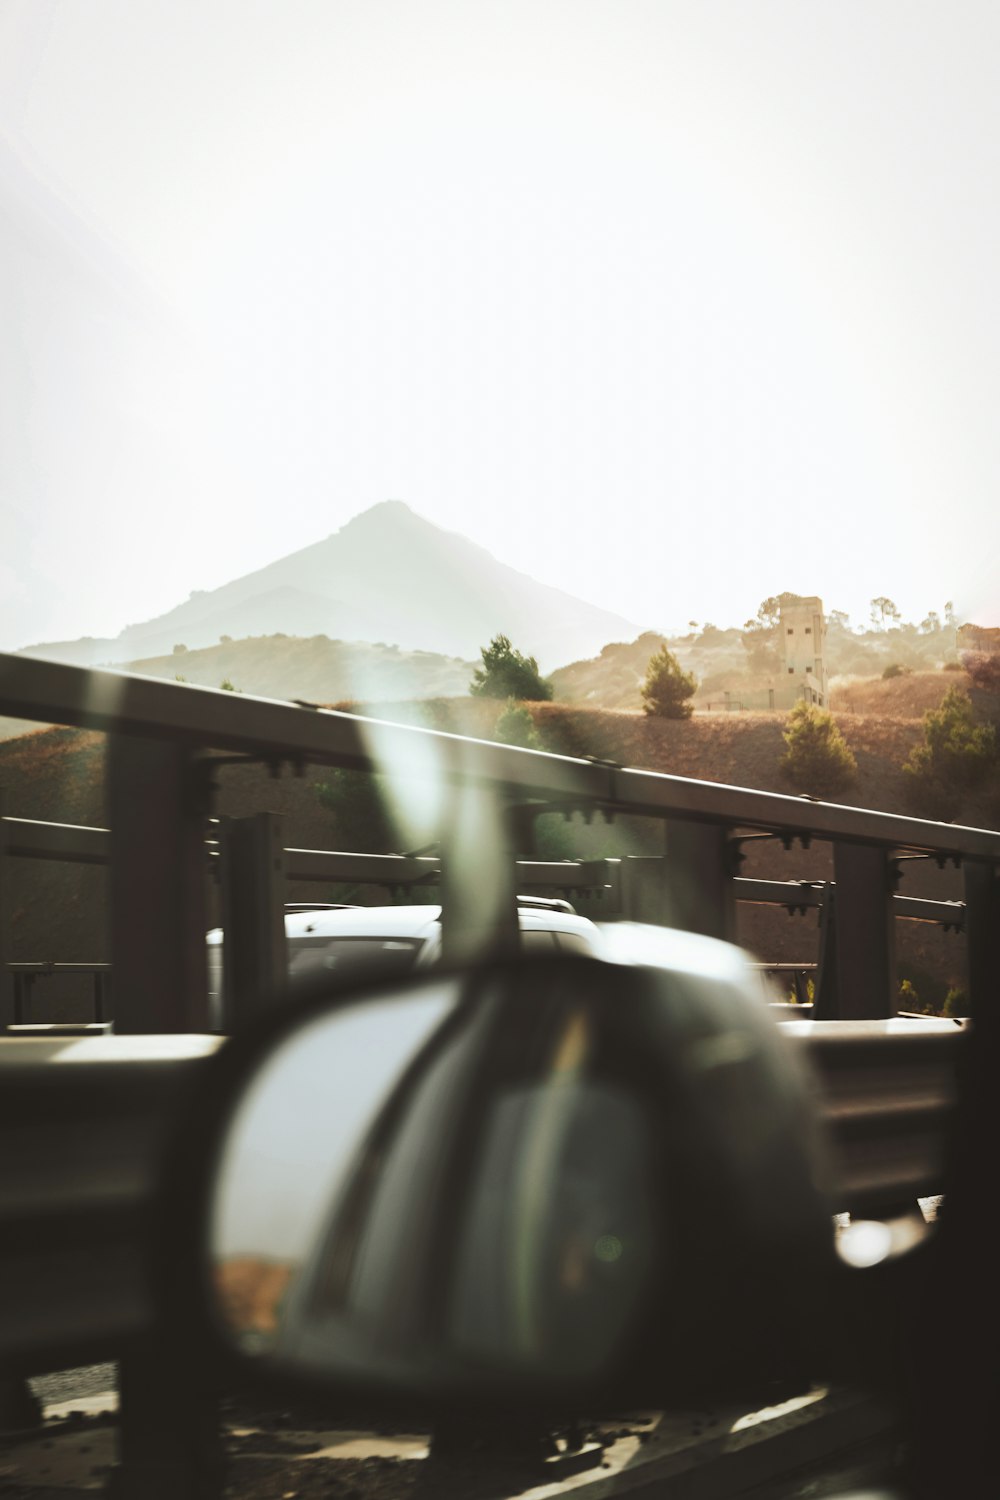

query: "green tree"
xmin=220 ymin=678 xmax=239 ymax=692
xmin=898 ymin=978 xmax=921 ymax=1013
xmin=470 ymin=634 xmax=553 ymax=701
xmin=780 ymin=701 xmax=858 ymax=796
xmin=640 ymin=645 xmax=698 ymax=719
xmin=493 ymin=698 xmax=542 ymax=748
xmin=903 ymin=686 xmax=997 ymax=817
xmin=943 ymin=987 xmax=967 ymax=1018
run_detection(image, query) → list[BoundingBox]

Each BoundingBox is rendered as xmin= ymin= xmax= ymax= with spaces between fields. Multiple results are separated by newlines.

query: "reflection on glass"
xmin=211 ymin=983 xmax=460 ymax=1350
xmin=209 ymin=972 xmax=656 ymax=1387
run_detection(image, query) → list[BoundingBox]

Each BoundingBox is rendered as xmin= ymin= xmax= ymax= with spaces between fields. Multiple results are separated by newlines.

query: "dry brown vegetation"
xmin=830 ymin=670 xmax=969 ymax=718
xmin=215 ymin=1256 xmax=296 ymax=1335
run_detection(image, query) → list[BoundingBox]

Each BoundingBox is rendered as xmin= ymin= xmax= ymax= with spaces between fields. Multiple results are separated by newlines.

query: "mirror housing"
xmin=180 ymin=932 xmax=837 ymax=1417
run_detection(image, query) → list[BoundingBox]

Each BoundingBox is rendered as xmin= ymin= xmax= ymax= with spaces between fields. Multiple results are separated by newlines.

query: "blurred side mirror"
xmin=194 ymin=941 xmax=836 ymax=1414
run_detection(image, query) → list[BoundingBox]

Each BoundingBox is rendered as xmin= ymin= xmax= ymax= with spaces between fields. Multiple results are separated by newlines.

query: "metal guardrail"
xmin=0 ymin=1017 xmax=963 ymax=1372
xmin=2 ymin=817 xmax=973 ymax=923
xmin=3 ymin=652 xmax=1000 ymax=857
xmin=8 ymin=962 xmax=111 ymax=1024
xmin=1 ymin=815 xmax=973 ymax=1029
xmin=2 ymin=650 xmax=997 ymax=1030
xmin=0 ymin=1033 xmax=222 ymax=1373
xmin=789 ymin=1017 xmax=966 ymax=1214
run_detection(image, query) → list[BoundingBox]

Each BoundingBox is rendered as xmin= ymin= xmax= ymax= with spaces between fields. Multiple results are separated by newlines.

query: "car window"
xmin=287 ymin=938 xmax=423 ymax=980
xmin=555 ymin=932 xmax=594 ymax=956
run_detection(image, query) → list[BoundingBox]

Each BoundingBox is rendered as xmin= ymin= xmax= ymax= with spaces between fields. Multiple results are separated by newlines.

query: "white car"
xmin=206 ymin=897 xmax=601 ymax=1026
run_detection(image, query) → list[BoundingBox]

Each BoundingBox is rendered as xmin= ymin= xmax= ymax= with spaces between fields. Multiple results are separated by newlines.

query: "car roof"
xmin=281 ymin=904 xmax=599 ymax=941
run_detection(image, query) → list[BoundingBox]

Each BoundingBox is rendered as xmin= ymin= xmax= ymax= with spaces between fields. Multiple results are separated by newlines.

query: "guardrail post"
xmin=218 ymin=812 xmax=287 ymax=1031
xmin=813 ymin=883 xmax=839 ymax=1019
xmin=108 ymin=737 xmax=210 ymax=1033
xmin=114 ymin=1350 xmax=223 ymax=1499
xmin=618 ymin=827 xmax=736 ymax=940
xmin=440 ymin=785 xmax=519 ymax=965
xmin=963 ymin=858 xmax=1000 ymax=1017
xmin=619 ymin=856 xmax=672 ymax=924
xmin=0 ymin=790 xmax=12 ymax=1027
xmin=831 ymin=843 xmax=896 ymax=1018
xmin=663 ymin=821 xmax=737 ymax=941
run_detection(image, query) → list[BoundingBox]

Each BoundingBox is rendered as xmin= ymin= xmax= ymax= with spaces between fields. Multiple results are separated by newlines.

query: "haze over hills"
xmin=122 ymin=635 xmax=476 ymax=705
xmin=16 ymin=501 xmax=643 ymax=672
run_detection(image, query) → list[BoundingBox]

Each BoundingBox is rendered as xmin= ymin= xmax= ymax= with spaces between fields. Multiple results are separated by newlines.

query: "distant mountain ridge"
xmin=121 ymin=635 xmax=476 ymax=705
xmin=17 ymin=501 xmax=643 ymax=671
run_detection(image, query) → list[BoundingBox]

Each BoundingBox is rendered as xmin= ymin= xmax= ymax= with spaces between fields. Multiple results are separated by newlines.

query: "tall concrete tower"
xmin=780 ymin=597 xmax=828 ymax=707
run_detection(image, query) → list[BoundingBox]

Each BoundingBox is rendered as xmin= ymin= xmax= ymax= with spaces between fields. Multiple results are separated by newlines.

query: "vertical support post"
xmin=108 ymin=737 xmax=210 ymax=1033
xmin=619 ymin=825 xmax=736 ymax=941
xmin=0 ymin=790 xmax=12 ymax=1028
xmin=218 ymin=812 xmax=287 ymax=1032
xmin=663 ymin=821 xmax=737 ymax=941
xmin=13 ymin=974 xmax=30 ymax=1024
xmin=813 ymin=882 xmax=839 ymax=1019
xmin=114 ymin=1351 xmax=223 ymax=1500
xmin=831 ymin=843 xmax=896 ymax=1019
xmin=94 ymin=968 xmax=110 ymax=1023
xmin=619 ymin=856 xmax=672 ymax=925
xmin=440 ymin=784 xmax=518 ymax=966
xmin=963 ymin=859 xmax=1000 ymax=1019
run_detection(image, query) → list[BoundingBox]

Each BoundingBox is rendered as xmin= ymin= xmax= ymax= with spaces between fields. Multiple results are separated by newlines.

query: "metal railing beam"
xmin=1 ymin=815 xmax=110 ymax=863
xmin=3 ymin=654 xmax=1000 ymax=861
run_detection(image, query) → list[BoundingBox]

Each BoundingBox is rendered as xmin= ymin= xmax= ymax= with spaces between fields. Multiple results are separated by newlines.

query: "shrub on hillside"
xmin=963 ymin=651 xmax=1000 ymax=694
xmin=493 ymin=698 xmax=542 ymax=749
xmin=470 ymin=634 xmax=553 ymax=701
xmin=903 ymin=686 xmax=997 ymax=817
xmin=780 ymin=702 xmax=858 ymax=796
xmin=943 ymin=987 xmax=967 ymax=1018
xmin=882 ymin=663 xmax=909 ymax=679
xmin=898 ymin=978 xmax=921 ymax=1013
xmin=641 ymin=646 xmax=697 ymax=719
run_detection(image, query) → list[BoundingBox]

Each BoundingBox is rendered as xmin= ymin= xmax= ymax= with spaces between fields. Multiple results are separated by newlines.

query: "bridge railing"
xmin=1 ymin=650 xmax=998 ymax=1031
xmin=0 ymin=813 xmax=974 ymax=1028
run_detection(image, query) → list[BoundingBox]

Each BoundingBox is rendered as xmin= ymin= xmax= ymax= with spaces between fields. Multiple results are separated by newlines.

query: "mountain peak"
xmin=20 ymin=501 xmax=642 ymax=671
xmin=337 ymin=499 xmax=420 ymax=535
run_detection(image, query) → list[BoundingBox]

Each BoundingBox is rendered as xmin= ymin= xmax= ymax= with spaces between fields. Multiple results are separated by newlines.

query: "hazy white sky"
xmin=2 ymin=0 xmax=998 ymax=652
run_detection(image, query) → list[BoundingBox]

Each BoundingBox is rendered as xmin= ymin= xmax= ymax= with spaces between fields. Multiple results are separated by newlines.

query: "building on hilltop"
xmin=778 ymin=597 xmax=828 ymax=708
xmin=957 ymin=623 xmax=1000 ymax=657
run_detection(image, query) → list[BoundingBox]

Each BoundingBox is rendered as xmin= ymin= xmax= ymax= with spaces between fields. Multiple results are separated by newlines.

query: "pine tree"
xmin=470 ymin=634 xmax=553 ymax=701
xmin=780 ymin=702 xmax=857 ymax=795
xmin=640 ymin=646 xmax=697 ymax=719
